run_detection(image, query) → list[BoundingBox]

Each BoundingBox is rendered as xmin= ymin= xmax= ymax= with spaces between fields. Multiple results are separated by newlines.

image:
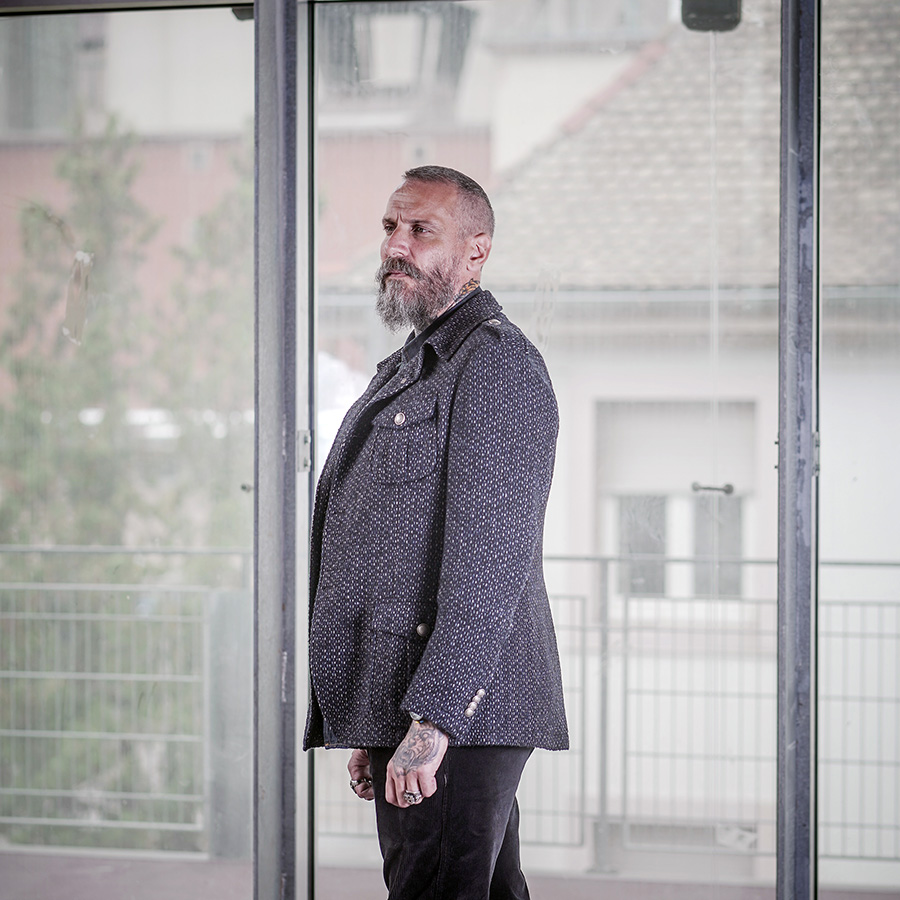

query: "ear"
xmin=464 ymin=232 xmax=492 ymax=275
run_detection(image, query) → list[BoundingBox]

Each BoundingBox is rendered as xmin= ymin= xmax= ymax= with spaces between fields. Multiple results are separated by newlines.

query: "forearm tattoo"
xmin=392 ymin=723 xmax=443 ymax=774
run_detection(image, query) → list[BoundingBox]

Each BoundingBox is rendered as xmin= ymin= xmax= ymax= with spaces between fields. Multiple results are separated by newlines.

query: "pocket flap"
xmin=372 ymin=598 xmax=433 ymax=637
xmin=373 ymin=393 xmax=437 ymax=430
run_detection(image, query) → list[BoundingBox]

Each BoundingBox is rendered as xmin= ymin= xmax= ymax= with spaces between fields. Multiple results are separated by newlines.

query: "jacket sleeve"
xmin=400 ymin=329 xmax=558 ymax=740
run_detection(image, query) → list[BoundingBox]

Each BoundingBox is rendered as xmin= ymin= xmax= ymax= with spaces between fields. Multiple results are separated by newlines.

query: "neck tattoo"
xmin=454 ymin=279 xmax=481 ymax=301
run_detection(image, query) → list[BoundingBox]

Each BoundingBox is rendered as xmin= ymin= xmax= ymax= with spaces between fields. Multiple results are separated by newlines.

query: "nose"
xmin=383 ymin=227 xmax=408 ymax=259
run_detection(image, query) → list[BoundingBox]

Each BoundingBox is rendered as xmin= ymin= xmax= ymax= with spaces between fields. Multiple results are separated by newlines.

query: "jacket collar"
xmin=422 ymin=288 xmax=502 ymax=361
xmin=373 ymin=289 xmax=502 ymax=389
xmin=376 ymin=348 xmax=403 ymax=373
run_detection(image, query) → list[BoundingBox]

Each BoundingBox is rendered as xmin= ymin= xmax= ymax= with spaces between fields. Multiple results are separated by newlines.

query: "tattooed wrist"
xmin=392 ymin=721 xmax=446 ymax=773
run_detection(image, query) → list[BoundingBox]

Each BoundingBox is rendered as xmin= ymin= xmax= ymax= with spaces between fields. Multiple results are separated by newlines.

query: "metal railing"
xmin=544 ymin=555 xmax=781 ymax=872
xmin=0 ymin=548 xmax=252 ymax=856
xmin=1 ymin=548 xmax=898 ymax=876
xmin=315 ymin=554 xmax=900 ymax=880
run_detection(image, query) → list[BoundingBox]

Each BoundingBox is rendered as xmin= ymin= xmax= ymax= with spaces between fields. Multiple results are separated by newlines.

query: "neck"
xmin=454 ymin=279 xmax=481 ymax=301
xmin=413 ymin=281 xmax=480 ymax=336
xmin=429 ymin=280 xmax=481 ymax=328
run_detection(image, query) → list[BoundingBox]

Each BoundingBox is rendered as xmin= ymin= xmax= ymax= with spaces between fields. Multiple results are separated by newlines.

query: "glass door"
xmin=311 ymin=1 xmax=780 ymax=895
xmin=0 ymin=8 xmax=255 ymax=895
xmin=819 ymin=1 xmax=900 ymax=893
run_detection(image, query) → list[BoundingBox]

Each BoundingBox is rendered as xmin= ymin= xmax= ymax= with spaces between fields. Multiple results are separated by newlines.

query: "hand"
xmin=348 ymin=748 xmax=374 ymax=801
xmin=385 ymin=720 xmax=449 ymax=808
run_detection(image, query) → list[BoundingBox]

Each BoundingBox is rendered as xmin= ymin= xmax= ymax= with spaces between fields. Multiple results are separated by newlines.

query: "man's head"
xmin=375 ymin=166 xmax=494 ymax=333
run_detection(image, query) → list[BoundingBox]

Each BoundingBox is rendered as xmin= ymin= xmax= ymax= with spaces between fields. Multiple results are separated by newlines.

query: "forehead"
xmin=383 ymin=179 xmax=460 ymax=223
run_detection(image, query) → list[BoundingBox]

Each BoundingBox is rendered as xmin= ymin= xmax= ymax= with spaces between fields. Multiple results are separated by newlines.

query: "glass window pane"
xmin=619 ymin=495 xmax=667 ymax=596
xmin=313 ymin=1 xmax=779 ymax=896
xmin=694 ymin=494 xmax=742 ymax=598
xmin=819 ymin=1 xmax=900 ymax=891
xmin=0 ymin=8 xmax=254 ymax=895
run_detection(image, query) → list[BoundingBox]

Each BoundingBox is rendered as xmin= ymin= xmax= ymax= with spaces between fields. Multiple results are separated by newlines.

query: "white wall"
xmin=106 ymin=9 xmax=253 ymax=136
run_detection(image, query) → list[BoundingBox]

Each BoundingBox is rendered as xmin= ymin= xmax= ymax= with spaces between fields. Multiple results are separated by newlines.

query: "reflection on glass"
xmin=694 ymin=492 xmax=743 ymax=598
xmin=0 ymin=8 xmax=253 ymax=895
xmin=313 ymin=0 xmax=787 ymax=896
xmin=819 ymin=1 xmax=900 ymax=892
xmin=619 ymin=495 xmax=667 ymax=596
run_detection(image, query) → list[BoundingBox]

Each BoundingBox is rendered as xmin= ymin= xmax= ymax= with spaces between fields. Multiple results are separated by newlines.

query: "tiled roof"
xmin=820 ymin=1 xmax=900 ymax=288
xmin=488 ymin=0 xmax=900 ymax=292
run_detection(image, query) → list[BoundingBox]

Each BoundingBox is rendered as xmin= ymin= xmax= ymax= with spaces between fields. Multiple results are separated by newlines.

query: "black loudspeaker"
xmin=682 ymin=0 xmax=742 ymax=32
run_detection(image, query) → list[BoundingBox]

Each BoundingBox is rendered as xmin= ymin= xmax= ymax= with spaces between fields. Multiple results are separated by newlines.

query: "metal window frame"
xmin=777 ymin=2 xmax=820 ymax=900
xmin=254 ymin=2 xmax=302 ymax=900
xmin=0 ymin=0 xmax=240 ymax=13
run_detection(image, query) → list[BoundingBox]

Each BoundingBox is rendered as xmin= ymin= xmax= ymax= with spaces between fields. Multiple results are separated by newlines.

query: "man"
xmin=304 ymin=166 xmax=567 ymax=899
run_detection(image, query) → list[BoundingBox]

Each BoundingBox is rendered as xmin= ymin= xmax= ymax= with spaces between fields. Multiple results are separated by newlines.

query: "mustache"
xmin=377 ymin=258 xmax=424 ymax=285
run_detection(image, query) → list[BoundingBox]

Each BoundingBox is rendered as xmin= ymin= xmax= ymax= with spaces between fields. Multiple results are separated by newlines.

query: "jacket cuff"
xmin=403 ymin=685 xmax=487 ymax=742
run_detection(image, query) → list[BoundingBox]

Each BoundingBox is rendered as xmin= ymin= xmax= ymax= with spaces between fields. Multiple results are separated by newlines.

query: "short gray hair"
xmin=403 ymin=165 xmax=495 ymax=239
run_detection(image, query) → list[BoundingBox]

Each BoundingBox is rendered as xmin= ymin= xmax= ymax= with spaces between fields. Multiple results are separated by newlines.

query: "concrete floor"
xmin=1 ymin=853 xmax=897 ymax=900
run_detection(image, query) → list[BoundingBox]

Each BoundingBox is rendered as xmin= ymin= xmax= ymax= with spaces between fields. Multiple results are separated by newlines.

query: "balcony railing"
xmin=1 ymin=548 xmax=898 ymax=882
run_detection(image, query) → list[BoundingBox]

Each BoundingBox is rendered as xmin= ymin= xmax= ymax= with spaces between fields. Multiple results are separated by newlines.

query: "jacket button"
xmin=416 ymin=623 xmax=430 ymax=637
xmin=465 ymin=707 xmax=476 ymax=717
xmin=393 ymin=412 xmax=406 ymax=426
xmin=476 ymin=689 xmax=485 ymax=698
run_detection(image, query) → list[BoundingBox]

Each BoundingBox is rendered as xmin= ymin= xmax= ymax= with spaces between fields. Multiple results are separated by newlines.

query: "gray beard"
xmin=375 ymin=258 xmax=458 ymax=334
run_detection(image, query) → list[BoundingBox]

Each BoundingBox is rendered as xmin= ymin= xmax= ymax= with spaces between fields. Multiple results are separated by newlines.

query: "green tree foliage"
xmin=0 ymin=114 xmax=158 ymax=578
xmin=0 ymin=116 xmax=255 ymax=583
xmin=161 ymin=124 xmax=255 ymax=570
xmin=0 ymin=116 xmax=254 ymax=852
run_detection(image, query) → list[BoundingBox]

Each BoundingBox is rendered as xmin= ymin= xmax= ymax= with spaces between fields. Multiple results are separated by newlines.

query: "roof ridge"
xmin=492 ymin=34 xmax=672 ymax=196
xmin=560 ymin=37 xmax=670 ymax=137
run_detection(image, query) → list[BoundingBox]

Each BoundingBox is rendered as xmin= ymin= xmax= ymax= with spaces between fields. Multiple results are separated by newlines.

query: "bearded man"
xmin=303 ymin=166 xmax=568 ymax=900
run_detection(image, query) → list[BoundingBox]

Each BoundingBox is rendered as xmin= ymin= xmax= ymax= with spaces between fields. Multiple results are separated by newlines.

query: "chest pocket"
xmin=371 ymin=393 xmax=438 ymax=483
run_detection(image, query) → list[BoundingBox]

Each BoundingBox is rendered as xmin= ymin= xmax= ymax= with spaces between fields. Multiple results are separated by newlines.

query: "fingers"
xmin=385 ymin=758 xmax=425 ymax=809
xmin=347 ymin=748 xmax=371 ymax=779
xmin=348 ymin=749 xmax=374 ymax=802
xmin=385 ymin=721 xmax=449 ymax=808
xmin=347 ymin=725 xmax=450 ymax=808
xmin=384 ymin=762 xmax=401 ymax=807
xmin=416 ymin=765 xmax=438 ymax=800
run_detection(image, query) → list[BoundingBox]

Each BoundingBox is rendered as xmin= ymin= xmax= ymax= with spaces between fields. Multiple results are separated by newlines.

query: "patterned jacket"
xmin=302 ymin=289 xmax=568 ymax=751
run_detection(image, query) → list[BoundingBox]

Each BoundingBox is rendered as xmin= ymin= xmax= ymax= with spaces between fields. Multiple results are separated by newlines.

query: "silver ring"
xmin=403 ymin=790 xmax=423 ymax=804
xmin=350 ymin=777 xmax=371 ymax=793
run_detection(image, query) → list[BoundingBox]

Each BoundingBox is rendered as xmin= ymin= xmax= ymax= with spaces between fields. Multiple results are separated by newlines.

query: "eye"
xmin=383 ymin=222 xmax=395 ymax=235
xmin=412 ymin=224 xmax=428 ymax=235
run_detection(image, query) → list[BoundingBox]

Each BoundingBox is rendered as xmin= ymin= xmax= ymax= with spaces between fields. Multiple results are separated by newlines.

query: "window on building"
xmin=618 ymin=494 xmax=667 ymax=596
xmin=693 ymin=492 xmax=743 ymax=597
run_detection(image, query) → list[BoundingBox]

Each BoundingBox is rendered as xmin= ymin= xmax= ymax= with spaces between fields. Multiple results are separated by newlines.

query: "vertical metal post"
xmin=777 ymin=1 xmax=819 ymax=899
xmin=594 ymin=558 xmax=612 ymax=872
xmin=301 ymin=1 xmax=318 ymax=897
xmin=203 ymin=592 xmax=212 ymax=855
xmin=255 ymin=0 xmax=298 ymax=897
xmin=620 ymin=567 xmax=631 ymax=851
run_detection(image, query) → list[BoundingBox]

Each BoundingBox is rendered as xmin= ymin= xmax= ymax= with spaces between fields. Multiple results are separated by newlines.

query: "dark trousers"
xmin=368 ymin=746 xmax=533 ymax=900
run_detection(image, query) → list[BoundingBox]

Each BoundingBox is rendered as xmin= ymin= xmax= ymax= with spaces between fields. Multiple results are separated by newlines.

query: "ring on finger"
xmin=403 ymin=790 xmax=423 ymax=804
xmin=350 ymin=777 xmax=372 ymax=793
